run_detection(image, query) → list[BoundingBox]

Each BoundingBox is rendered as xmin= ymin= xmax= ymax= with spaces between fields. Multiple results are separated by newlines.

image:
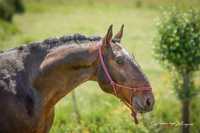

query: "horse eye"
xmin=116 ymin=58 xmax=124 ymax=64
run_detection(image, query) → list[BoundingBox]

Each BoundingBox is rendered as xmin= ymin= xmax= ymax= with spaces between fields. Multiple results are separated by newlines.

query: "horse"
xmin=0 ymin=25 xmax=154 ymax=133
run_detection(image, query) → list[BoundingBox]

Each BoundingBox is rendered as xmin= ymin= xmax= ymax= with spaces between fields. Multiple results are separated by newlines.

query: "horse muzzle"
xmin=132 ymin=93 xmax=155 ymax=113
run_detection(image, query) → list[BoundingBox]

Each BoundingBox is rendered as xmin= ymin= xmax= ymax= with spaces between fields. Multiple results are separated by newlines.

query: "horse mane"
xmin=1 ymin=34 xmax=102 ymax=54
xmin=0 ymin=34 xmax=102 ymax=94
xmin=28 ymin=34 xmax=102 ymax=51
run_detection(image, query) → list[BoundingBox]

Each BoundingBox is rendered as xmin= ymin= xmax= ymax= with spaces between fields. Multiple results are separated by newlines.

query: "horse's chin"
xmin=132 ymin=102 xmax=146 ymax=114
xmin=132 ymin=96 xmax=153 ymax=113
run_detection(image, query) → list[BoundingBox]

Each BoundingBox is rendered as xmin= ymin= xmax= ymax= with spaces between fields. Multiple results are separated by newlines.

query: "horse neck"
xmin=33 ymin=41 xmax=100 ymax=109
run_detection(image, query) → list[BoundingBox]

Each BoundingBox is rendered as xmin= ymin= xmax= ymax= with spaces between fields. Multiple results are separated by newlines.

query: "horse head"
xmin=96 ymin=25 xmax=155 ymax=122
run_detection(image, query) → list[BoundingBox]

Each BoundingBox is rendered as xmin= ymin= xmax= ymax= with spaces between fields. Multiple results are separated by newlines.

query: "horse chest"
xmin=35 ymin=108 xmax=55 ymax=133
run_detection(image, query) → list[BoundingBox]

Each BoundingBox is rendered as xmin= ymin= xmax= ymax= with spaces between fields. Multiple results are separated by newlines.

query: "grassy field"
xmin=0 ymin=0 xmax=200 ymax=133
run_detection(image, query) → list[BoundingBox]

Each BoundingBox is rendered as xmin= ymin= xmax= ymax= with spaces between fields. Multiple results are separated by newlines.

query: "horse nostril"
xmin=146 ymin=98 xmax=151 ymax=107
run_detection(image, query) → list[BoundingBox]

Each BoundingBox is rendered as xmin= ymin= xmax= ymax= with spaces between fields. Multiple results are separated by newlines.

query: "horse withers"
xmin=0 ymin=25 xmax=154 ymax=133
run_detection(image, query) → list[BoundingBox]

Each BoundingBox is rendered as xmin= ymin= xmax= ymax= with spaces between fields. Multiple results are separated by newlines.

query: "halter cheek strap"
xmin=98 ymin=46 xmax=152 ymax=124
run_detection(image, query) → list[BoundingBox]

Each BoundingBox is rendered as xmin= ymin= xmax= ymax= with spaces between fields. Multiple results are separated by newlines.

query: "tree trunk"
xmin=71 ymin=91 xmax=81 ymax=124
xmin=181 ymin=100 xmax=190 ymax=133
xmin=181 ymin=73 xmax=190 ymax=133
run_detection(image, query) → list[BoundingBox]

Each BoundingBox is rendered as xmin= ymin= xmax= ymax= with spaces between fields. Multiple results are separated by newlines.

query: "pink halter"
xmin=98 ymin=45 xmax=152 ymax=124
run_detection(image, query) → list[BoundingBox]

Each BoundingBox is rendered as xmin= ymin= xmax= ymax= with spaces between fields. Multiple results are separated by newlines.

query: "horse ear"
xmin=113 ymin=24 xmax=124 ymax=43
xmin=102 ymin=24 xmax=113 ymax=47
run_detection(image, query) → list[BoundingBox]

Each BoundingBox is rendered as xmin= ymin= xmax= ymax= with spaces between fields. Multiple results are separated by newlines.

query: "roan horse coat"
xmin=0 ymin=35 xmax=101 ymax=133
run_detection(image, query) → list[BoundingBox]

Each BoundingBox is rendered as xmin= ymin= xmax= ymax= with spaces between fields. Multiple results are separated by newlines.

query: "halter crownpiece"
xmin=98 ymin=44 xmax=152 ymax=124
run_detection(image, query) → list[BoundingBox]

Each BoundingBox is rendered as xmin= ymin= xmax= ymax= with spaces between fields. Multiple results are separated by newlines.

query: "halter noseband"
xmin=98 ymin=44 xmax=152 ymax=124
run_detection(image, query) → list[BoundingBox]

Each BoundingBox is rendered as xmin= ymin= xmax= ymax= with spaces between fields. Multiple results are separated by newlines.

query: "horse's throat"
xmin=34 ymin=65 xmax=95 ymax=109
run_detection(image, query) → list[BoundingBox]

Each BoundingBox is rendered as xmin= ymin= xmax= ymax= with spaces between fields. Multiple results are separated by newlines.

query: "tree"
xmin=154 ymin=9 xmax=200 ymax=133
xmin=0 ymin=0 xmax=25 ymax=22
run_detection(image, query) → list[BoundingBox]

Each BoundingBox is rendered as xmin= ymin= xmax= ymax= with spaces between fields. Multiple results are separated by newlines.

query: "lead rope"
xmin=117 ymin=84 xmax=139 ymax=124
xmin=121 ymin=98 xmax=138 ymax=124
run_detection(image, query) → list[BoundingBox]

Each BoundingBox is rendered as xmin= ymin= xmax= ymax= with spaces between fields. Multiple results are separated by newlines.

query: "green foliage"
xmin=0 ymin=0 xmax=24 ymax=22
xmin=0 ymin=0 xmax=14 ymax=21
xmin=0 ymin=19 xmax=19 ymax=40
xmin=15 ymin=0 xmax=25 ymax=13
xmin=154 ymin=9 xmax=200 ymax=132
xmin=172 ymin=73 xmax=198 ymax=100
xmin=155 ymin=9 xmax=200 ymax=74
xmin=191 ymin=96 xmax=200 ymax=133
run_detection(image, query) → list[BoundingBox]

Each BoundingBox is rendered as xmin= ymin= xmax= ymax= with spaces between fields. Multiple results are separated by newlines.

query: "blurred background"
xmin=0 ymin=0 xmax=200 ymax=133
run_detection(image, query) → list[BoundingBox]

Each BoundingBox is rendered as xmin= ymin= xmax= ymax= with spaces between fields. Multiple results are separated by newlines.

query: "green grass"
xmin=0 ymin=1 xmax=200 ymax=133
